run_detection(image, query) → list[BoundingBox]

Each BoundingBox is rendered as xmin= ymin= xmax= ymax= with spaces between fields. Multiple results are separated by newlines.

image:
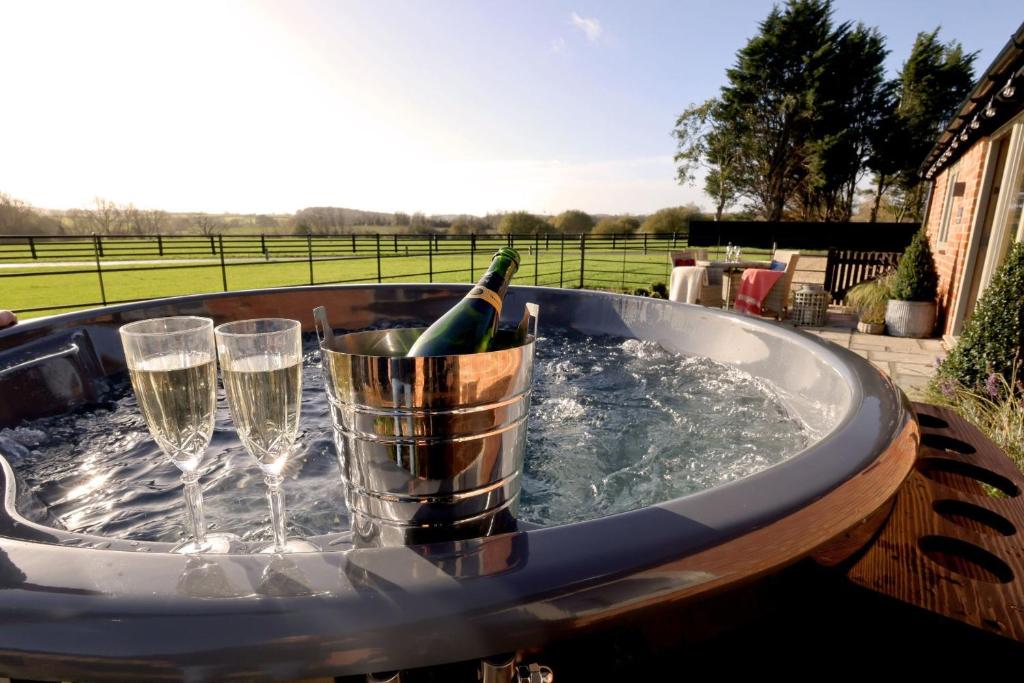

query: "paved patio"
xmin=789 ymin=309 xmax=947 ymax=399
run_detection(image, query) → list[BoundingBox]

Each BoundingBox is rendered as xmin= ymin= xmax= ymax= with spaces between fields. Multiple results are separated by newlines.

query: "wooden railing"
xmin=823 ymin=249 xmax=900 ymax=303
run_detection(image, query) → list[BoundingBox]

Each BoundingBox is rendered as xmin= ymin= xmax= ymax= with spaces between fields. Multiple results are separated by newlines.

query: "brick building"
xmin=921 ymin=22 xmax=1024 ymax=342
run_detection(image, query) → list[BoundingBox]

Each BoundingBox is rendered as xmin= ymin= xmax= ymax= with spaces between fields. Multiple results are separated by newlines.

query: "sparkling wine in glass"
xmin=215 ymin=318 xmax=316 ymax=553
xmin=119 ymin=317 xmax=239 ymax=554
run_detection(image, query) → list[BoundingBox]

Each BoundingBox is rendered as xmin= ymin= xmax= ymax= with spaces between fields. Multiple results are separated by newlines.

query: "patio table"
xmin=697 ymin=260 xmax=772 ymax=309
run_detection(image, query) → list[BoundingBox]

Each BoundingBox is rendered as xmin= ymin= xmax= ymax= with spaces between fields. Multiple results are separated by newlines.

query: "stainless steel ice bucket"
xmin=317 ymin=304 xmax=538 ymax=547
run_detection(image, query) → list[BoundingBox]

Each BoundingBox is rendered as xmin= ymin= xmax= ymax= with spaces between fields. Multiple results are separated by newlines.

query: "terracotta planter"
xmin=885 ymin=300 xmax=936 ymax=338
xmin=856 ymin=320 xmax=885 ymax=335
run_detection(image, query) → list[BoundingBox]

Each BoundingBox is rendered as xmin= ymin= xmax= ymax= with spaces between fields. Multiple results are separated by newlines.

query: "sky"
xmin=1 ymin=0 xmax=1021 ymax=216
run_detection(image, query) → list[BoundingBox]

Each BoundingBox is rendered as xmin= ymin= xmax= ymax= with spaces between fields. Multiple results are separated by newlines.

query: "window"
xmin=936 ymin=165 xmax=959 ymax=244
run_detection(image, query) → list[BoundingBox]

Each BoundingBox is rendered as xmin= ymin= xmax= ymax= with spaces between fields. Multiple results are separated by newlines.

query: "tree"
xmin=551 ymin=210 xmax=594 ymax=234
xmin=0 ymin=193 xmax=39 ymax=234
xmin=497 ymin=211 xmax=550 ymax=235
xmin=83 ymin=197 xmax=124 ymax=234
xmin=800 ymin=23 xmax=890 ymax=221
xmin=393 ymin=212 xmax=411 ymax=227
xmin=593 ymin=215 xmax=640 ymax=235
xmin=716 ymin=0 xmax=837 ymax=221
xmin=194 ymin=214 xmax=223 ymax=236
xmin=866 ymin=29 xmax=976 ymax=222
xmin=639 ymin=205 xmax=703 ymax=235
xmin=450 ymin=215 xmax=489 ymax=235
xmin=673 ymin=99 xmax=744 ymax=220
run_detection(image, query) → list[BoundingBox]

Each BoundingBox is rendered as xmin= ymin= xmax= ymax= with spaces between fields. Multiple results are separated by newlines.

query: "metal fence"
xmin=0 ymin=232 xmax=697 ymax=316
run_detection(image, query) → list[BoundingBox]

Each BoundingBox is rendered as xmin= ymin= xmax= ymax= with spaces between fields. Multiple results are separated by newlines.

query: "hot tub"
xmin=0 ymin=285 xmax=917 ymax=680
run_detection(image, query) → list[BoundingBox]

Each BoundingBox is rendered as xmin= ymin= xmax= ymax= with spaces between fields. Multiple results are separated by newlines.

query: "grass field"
xmin=2 ymin=235 xmax=768 ymax=318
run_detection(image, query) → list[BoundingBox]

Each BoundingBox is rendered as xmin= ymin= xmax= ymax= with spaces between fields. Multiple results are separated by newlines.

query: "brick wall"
xmin=924 ymin=138 xmax=990 ymax=335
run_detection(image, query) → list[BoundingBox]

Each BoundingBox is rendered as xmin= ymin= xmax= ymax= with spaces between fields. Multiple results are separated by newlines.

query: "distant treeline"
xmin=0 ymin=195 xmax=731 ymax=237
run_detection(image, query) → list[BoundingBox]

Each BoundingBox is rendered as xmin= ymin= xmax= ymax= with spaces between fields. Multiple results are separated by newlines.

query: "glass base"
xmin=172 ymin=533 xmax=242 ymax=555
xmin=257 ymin=538 xmax=320 ymax=554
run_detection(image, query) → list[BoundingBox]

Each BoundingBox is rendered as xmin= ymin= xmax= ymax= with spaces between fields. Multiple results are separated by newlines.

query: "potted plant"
xmin=885 ymin=228 xmax=939 ymax=338
xmin=846 ymin=275 xmax=890 ymax=334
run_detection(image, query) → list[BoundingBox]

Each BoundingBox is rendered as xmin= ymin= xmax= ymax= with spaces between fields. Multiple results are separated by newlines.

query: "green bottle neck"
xmin=478 ymin=252 xmax=519 ymax=298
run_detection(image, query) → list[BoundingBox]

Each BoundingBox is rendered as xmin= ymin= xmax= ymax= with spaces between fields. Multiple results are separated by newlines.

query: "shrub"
xmin=497 ymin=211 xmax=551 ymax=235
xmin=593 ymin=216 xmax=640 ymax=235
xmin=650 ymin=282 xmax=669 ymax=299
xmin=936 ymin=241 xmax=1024 ymax=392
xmin=929 ymin=363 xmax=1023 ymax=473
xmin=889 ymin=228 xmax=938 ymax=302
xmin=551 ymin=210 xmax=594 ymax=234
xmin=639 ymin=205 xmax=703 ymax=235
xmin=632 ymin=287 xmax=651 ymax=297
xmin=846 ymin=275 xmax=891 ymax=325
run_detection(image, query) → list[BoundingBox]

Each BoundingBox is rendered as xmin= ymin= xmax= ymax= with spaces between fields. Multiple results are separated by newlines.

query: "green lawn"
xmin=2 ymin=241 xmax=729 ymax=318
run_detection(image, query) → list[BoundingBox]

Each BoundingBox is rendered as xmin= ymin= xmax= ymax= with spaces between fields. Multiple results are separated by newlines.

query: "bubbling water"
xmin=2 ymin=330 xmax=811 ymax=543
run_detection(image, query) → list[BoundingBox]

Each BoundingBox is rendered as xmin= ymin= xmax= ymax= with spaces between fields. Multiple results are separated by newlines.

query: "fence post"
xmin=261 ymin=234 xmax=267 ymax=260
xmin=375 ymin=233 xmax=382 ymax=283
xmin=210 ymin=235 xmax=216 ymax=256
xmin=28 ymin=236 xmax=36 ymax=260
xmin=218 ymin=235 xmax=228 ymax=291
xmin=612 ymin=234 xmax=616 ymax=250
xmin=823 ymin=248 xmax=836 ymax=301
xmin=643 ymin=233 xmax=648 ymax=255
xmin=579 ymin=234 xmax=586 ymax=288
xmin=559 ymin=234 xmax=565 ymax=288
xmin=157 ymin=235 xmax=163 ymax=257
xmin=394 ymin=235 xmax=398 ymax=253
xmin=429 ymin=241 xmax=433 ymax=283
xmin=672 ymin=232 xmax=677 ymax=249
xmin=470 ymin=234 xmax=476 ymax=278
xmin=352 ymin=234 xmax=356 ymax=253
xmin=536 ymin=232 xmax=544 ymax=286
xmin=92 ymin=234 xmax=107 ymax=305
xmin=307 ymin=234 xmax=314 ymax=285
xmin=621 ymin=241 xmax=628 ymax=291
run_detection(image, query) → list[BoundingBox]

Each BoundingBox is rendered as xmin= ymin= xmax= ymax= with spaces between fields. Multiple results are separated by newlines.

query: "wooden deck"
xmin=838 ymin=402 xmax=1024 ymax=644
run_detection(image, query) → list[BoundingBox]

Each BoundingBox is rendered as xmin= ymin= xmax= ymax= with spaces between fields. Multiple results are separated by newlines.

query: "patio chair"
xmin=760 ymin=250 xmax=801 ymax=320
xmin=668 ymin=249 xmax=708 ymax=267
xmin=668 ymin=249 xmax=719 ymax=306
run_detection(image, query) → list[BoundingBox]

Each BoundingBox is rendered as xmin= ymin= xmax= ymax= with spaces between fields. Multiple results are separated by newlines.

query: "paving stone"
xmin=847 ymin=335 xmax=892 ymax=347
xmin=892 ymin=362 xmax=935 ymax=377
xmin=870 ymin=361 xmax=894 ymax=376
xmin=917 ymin=339 xmax=947 ymax=352
xmin=893 ymin=374 xmax=929 ymax=390
xmin=867 ymin=350 xmax=934 ymax=363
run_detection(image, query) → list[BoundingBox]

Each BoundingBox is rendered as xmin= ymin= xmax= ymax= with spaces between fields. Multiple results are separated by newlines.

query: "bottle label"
xmin=466 ymin=286 xmax=502 ymax=314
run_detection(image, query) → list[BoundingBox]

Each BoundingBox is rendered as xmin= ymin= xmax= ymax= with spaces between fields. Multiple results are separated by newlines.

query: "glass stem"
xmin=265 ymin=474 xmax=288 ymax=553
xmin=181 ymin=472 xmax=208 ymax=548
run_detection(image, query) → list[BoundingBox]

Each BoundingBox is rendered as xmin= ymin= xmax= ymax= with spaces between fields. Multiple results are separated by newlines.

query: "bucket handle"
xmin=313 ymin=306 xmax=337 ymax=350
xmin=516 ymin=303 xmax=539 ymax=345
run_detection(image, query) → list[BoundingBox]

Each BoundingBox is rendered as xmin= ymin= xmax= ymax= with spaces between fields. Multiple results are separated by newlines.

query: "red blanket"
xmin=734 ymin=269 xmax=784 ymax=316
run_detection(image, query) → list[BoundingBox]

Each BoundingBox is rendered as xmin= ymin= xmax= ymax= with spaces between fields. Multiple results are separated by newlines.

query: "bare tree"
xmin=140 ymin=209 xmax=169 ymax=235
xmin=122 ymin=204 xmax=141 ymax=234
xmin=123 ymin=206 xmax=169 ymax=234
xmin=194 ymin=214 xmax=223 ymax=236
xmin=0 ymin=193 xmax=36 ymax=233
xmin=84 ymin=198 xmax=124 ymax=234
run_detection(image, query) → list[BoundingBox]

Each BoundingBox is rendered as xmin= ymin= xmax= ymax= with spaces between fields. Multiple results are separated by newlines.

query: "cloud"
xmin=569 ymin=12 xmax=602 ymax=42
xmin=550 ymin=36 xmax=567 ymax=54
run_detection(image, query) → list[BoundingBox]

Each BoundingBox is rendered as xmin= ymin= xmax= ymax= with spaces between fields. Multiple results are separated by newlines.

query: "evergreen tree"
xmin=867 ymin=29 xmax=976 ymax=222
xmin=716 ymin=0 xmax=836 ymax=221
xmin=802 ymin=23 xmax=889 ymax=221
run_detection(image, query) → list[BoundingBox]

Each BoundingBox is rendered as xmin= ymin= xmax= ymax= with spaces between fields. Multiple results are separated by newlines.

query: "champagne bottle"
xmin=406 ymin=248 xmax=520 ymax=357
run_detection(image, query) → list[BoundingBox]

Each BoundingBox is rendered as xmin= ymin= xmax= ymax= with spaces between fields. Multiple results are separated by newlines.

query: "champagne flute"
xmin=215 ymin=318 xmax=316 ymax=553
xmin=119 ymin=317 xmax=239 ymax=554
